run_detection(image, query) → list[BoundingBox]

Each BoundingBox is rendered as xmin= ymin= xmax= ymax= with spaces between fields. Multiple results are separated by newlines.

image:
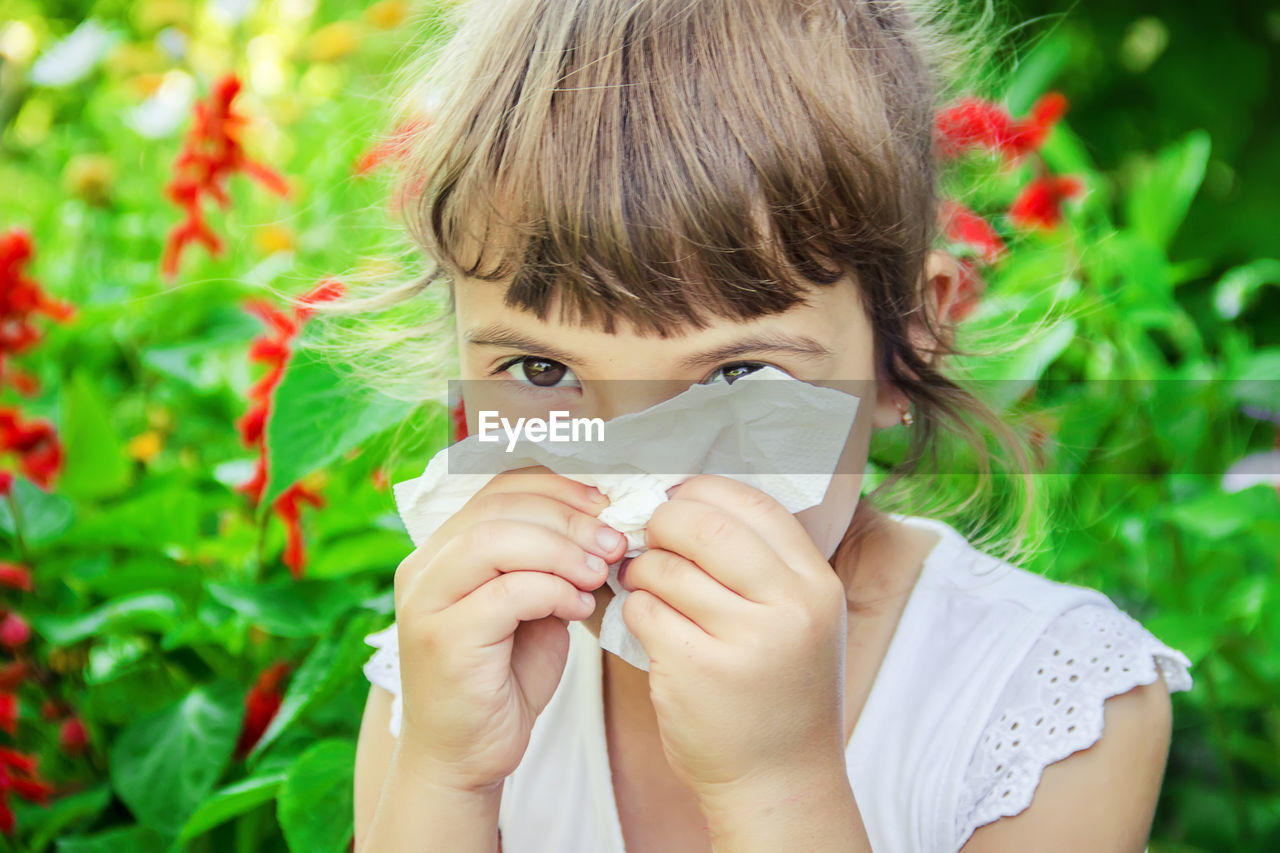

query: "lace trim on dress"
xmin=362 ymin=622 xmax=403 ymax=738
xmin=952 ymin=602 xmax=1193 ymax=851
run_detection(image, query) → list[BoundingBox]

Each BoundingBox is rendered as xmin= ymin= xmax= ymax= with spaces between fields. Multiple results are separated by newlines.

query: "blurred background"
xmin=0 ymin=0 xmax=1276 ymax=850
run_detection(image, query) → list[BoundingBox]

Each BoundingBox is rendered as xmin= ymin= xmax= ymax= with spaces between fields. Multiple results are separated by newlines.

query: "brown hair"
xmin=297 ymin=0 xmax=1051 ymax=568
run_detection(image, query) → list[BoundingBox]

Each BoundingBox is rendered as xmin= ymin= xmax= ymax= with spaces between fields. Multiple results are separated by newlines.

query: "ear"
xmin=921 ymin=249 xmax=964 ymax=335
xmin=870 ymin=250 xmax=965 ymax=430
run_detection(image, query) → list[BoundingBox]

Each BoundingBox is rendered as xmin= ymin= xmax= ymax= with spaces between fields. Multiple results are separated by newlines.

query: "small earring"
xmin=899 ymin=403 xmax=914 ymax=427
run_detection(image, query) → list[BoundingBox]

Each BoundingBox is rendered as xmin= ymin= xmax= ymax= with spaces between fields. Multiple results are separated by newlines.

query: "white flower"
xmin=1221 ymin=451 xmax=1280 ymax=493
xmin=156 ymin=27 xmax=188 ymax=62
xmin=127 ymin=71 xmax=196 ymax=139
xmin=209 ymin=0 xmax=260 ymax=25
xmin=29 ymin=19 xmax=120 ymax=87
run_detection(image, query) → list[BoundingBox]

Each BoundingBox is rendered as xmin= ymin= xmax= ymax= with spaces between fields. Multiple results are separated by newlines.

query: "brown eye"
xmin=523 ymin=358 xmax=564 ymax=386
xmin=506 ymin=357 xmax=580 ymax=388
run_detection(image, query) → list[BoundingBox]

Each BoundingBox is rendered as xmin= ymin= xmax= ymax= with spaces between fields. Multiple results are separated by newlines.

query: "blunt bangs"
xmin=399 ymin=0 xmax=935 ymax=337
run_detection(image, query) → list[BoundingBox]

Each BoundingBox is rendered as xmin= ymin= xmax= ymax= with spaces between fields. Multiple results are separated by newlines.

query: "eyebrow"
xmin=465 ymin=323 xmax=834 ymax=369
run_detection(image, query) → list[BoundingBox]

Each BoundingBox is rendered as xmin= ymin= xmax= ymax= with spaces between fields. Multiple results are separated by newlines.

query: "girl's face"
xmin=451 ymin=261 xmax=949 ymax=562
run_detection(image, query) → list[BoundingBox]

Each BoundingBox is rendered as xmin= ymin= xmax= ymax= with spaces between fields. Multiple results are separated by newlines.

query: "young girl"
xmin=347 ymin=1 xmax=1194 ymax=850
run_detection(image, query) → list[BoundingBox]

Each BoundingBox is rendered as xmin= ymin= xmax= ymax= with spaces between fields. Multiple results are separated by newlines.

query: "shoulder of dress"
xmin=949 ymin=601 xmax=1194 ymax=851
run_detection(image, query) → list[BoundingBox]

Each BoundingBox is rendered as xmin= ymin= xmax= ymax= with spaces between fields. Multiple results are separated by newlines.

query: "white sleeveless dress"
xmin=362 ymin=514 xmax=1194 ymax=852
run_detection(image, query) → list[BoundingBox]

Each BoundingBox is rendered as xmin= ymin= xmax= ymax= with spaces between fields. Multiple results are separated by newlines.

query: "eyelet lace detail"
xmin=362 ymin=623 xmax=403 ymax=738
xmin=953 ymin=602 xmax=1193 ymax=850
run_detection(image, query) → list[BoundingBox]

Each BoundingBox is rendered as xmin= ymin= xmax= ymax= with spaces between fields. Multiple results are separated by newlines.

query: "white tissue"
xmin=390 ymin=366 xmax=860 ymax=671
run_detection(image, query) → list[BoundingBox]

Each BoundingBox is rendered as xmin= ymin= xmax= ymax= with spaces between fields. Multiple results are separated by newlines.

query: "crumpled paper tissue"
xmin=391 ymin=365 xmax=861 ymax=671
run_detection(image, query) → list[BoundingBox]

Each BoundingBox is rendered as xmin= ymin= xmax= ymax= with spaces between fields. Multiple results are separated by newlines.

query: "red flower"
xmin=234 ymin=661 xmax=291 ymax=759
xmin=934 ymin=92 xmax=1068 ymax=162
xmin=451 ymin=395 xmax=468 ymax=442
xmin=0 ymin=229 xmax=76 ymax=396
xmin=939 ymin=199 xmax=1007 ymax=265
xmin=59 ymin=717 xmax=88 ymax=757
xmin=0 ymin=613 xmax=29 ymax=650
xmin=161 ymin=73 xmax=291 ymax=280
xmin=274 ymin=483 xmax=326 ymax=579
xmin=0 ymin=747 xmax=56 ymax=835
xmin=235 ymin=404 xmax=268 ymax=452
xmin=0 ymin=472 xmax=10 ymax=498
xmin=237 ymin=280 xmax=346 ymax=575
xmin=243 ymin=298 xmax=301 ymax=341
xmin=353 ymin=116 xmax=431 ymax=176
xmin=0 ymin=408 xmax=64 ymax=491
xmin=236 ymin=456 xmax=269 ymax=507
xmin=936 ymin=199 xmax=1007 ymax=324
xmin=292 ymin=279 xmax=346 ymax=321
xmin=0 ymin=564 xmax=31 ymax=593
xmin=0 ymin=662 xmax=27 ymax=692
xmin=1008 ymin=174 xmax=1085 ymax=231
xmin=0 ymin=694 xmax=16 ymax=736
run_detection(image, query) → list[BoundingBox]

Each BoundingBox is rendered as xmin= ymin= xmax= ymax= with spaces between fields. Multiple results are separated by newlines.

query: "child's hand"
xmin=617 ymin=473 xmax=850 ymax=806
xmin=392 ymin=466 xmax=628 ymax=793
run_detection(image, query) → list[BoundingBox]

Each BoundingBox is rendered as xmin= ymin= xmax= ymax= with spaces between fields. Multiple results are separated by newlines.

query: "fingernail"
xmin=618 ymin=556 xmax=634 ymax=586
xmin=596 ymin=527 xmax=624 ymax=551
xmin=585 ymin=554 xmax=608 ymax=575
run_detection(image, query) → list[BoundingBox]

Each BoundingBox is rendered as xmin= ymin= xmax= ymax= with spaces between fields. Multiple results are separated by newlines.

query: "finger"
xmin=398 ymin=480 xmax=624 ymax=588
xmin=466 ymin=491 xmax=628 ymax=562
xmin=398 ymin=519 xmax=610 ymax=615
xmin=480 ymin=465 xmax=611 ymax=516
xmin=666 ymin=474 xmax=826 ymax=580
xmin=644 ymin=498 xmax=797 ymax=604
xmin=620 ymin=548 xmax=749 ymax=640
xmin=442 ymin=570 xmax=597 ymax=649
xmin=621 ymin=586 xmax=710 ymax=664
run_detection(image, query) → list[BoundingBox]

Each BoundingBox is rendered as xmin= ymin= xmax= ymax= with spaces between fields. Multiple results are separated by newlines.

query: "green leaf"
xmin=55 ymin=824 xmax=175 ymax=853
xmin=206 ymin=577 xmax=372 ymax=638
xmin=18 ymin=781 xmax=112 ymax=852
xmin=0 ymin=473 xmax=74 ymax=546
xmin=1105 ymin=231 xmax=1175 ymax=311
xmin=1220 ymin=574 xmax=1267 ymax=635
xmin=63 ymin=485 xmax=200 ymax=552
xmin=86 ymin=635 xmax=150 ymax=684
xmin=1124 ymin=130 xmax=1212 ymax=250
xmin=141 ymin=306 xmax=262 ymax=389
xmin=32 ymin=591 xmax=184 ymax=646
xmin=81 ymin=658 xmax=188 ymax=726
xmin=1037 ymin=122 xmax=1098 ymax=177
xmin=1142 ymin=611 xmax=1213 ymax=668
xmin=142 ymin=342 xmax=253 ymax=391
xmin=306 ymin=529 xmax=410 ymax=578
xmin=248 ymin=612 xmax=380 ymax=763
xmin=1213 ymin=258 xmax=1280 ymax=320
xmin=261 ymin=344 xmax=416 ymax=511
xmin=277 ymin=740 xmax=356 ymax=853
xmin=177 ymin=771 xmax=288 ymax=842
xmin=108 ymin=680 xmax=245 ymax=836
xmin=56 ymin=370 xmax=131 ymax=500
xmin=1229 ymin=348 xmax=1280 ymax=412
xmin=1002 ymin=30 xmax=1071 ymax=116
xmin=1163 ymin=485 xmax=1280 ymax=541
xmin=953 ymin=319 xmax=1077 ymax=412
xmin=74 ymin=554 xmax=203 ymax=602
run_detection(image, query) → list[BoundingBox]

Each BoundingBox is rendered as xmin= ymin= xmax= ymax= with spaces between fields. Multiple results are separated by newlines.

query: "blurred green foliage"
xmin=0 ymin=1 xmax=1276 ymax=852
